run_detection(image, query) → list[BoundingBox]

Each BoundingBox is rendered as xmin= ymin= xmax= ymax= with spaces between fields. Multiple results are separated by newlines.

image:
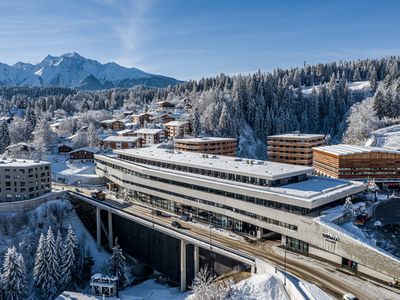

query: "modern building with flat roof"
xmin=94 ymin=147 xmax=364 ymax=237
xmin=267 ymin=133 xmax=325 ymax=166
xmin=93 ymin=147 xmax=400 ymax=282
xmin=100 ymin=136 xmax=142 ymax=150
xmin=313 ymin=144 xmax=400 ymax=184
xmin=133 ymin=128 xmax=165 ymax=145
xmin=0 ymin=159 xmax=51 ymax=202
xmin=174 ymin=137 xmax=238 ymax=156
xmin=164 ymin=121 xmax=191 ymax=139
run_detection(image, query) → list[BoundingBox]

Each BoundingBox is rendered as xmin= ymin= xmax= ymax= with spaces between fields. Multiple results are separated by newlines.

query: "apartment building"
xmin=164 ymin=121 xmax=191 ymax=139
xmin=0 ymin=159 xmax=51 ymax=202
xmin=174 ymin=137 xmax=238 ymax=156
xmin=99 ymin=119 xmax=125 ymax=131
xmin=131 ymin=113 xmax=151 ymax=126
xmin=313 ymin=144 xmax=400 ymax=184
xmin=133 ymin=128 xmax=165 ymax=145
xmin=267 ymin=133 xmax=325 ymax=166
xmin=101 ymin=136 xmax=142 ymax=150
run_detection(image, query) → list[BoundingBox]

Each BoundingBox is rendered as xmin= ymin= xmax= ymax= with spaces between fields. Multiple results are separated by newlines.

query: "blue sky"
xmin=0 ymin=0 xmax=399 ymax=80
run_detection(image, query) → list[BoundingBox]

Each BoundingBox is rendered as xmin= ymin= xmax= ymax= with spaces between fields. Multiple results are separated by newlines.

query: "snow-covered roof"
xmin=174 ymin=137 xmax=237 ymax=143
xmin=0 ymin=158 xmax=50 ymax=167
xmin=314 ymin=144 xmax=400 ymax=156
xmin=99 ymin=152 xmax=365 ymax=208
xmin=69 ymin=147 xmax=99 ymax=154
xmin=117 ymin=129 xmax=135 ymax=135
xmin=134 ymin=128 xmax=164 ymax=135
xmin=114 ymin=147 xmax=313 ymax=180
xmin=102 ymin=136 xmax=141 ymax=143
xmin=164 ymin=121 xmax=188 ymax=126
xmin=268 ymin=133 xmax=325 ymax=139
xmin=5 ymin=142 xmax=36 ymax=150
xmin=100 ymin=119 xmax=122 ymax=124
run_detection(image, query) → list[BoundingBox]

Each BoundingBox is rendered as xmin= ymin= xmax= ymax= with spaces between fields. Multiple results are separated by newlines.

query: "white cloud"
xmin=111 ymin=0 xmax=156 ymax=68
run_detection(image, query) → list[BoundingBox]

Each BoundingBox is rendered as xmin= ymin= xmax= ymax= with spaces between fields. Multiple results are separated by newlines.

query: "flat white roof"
xmin=164 ymin=121 xmax=188 ymax=126
xmin=116 ymin=129 xmax=135 ymax=135
xmin=134 ymin=128 xmax=164 ymax=134
xmin=114 ymin=148 xmax=314 ymax=180
xmin=174 ymin=137 xmax=237 ymax=143
xmin=268 ymin=133 xmax=325 ymax=139
xmin=96 ymin=154 xmax=365 ymax=208
xmin=102 ymin=136 xmax=141 ymax=143
xmin=314 ymin=144 xmax=400 ymax=156
xmin=0 ymin=158 xmax=50 ymax=167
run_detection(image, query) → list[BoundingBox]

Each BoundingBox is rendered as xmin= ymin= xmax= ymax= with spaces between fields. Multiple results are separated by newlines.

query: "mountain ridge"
xmin=0 ymin=52 xmax=179 ymax=90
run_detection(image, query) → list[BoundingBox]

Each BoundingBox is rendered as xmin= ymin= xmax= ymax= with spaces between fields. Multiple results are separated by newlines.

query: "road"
xmin=54 ymin=183 xmax=400 ymax=300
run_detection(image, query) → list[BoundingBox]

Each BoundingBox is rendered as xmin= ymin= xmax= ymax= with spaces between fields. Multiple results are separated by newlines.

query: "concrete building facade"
xmin=164 ymin=121 xmax=192 ymax=139
xmin=174 ymin=137 xmax=238 ymax=156
xmin=134 ymin=128 xmax=165 ymax=145
xmin=267 ymin=133 xmax=325 ymax=166
xmin=94 ymin=148 xmax=400 ymax=281
xmin=0 ymin=159 xmax=51 ymax=202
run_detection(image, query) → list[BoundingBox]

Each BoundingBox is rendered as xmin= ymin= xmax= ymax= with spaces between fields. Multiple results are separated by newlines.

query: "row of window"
xmin=96 ymin=159 xmax=310 ymax=215
xmin=117 ymin=155 xmax=305 ymax=188
xmin=110 ymin=171 xmax=298 ymax=231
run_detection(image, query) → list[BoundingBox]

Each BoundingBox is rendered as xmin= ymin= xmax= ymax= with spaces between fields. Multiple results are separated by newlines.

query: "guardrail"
xmin=68 ymin=191 xmax=256 ymax=266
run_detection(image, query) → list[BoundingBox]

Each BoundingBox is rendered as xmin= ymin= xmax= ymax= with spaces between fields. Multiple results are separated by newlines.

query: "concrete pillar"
xmin=251 ymin=264 xmax=256 ymax=274
xmin=194 ymin=245 xmax=200 ymax=274
xmin=180 ymin=240 xmax=187 ymax=292
xmin=108 ymin=211 xmax=113 ymax=250
xmin=96 ymin=206 xmax=101 ymax=251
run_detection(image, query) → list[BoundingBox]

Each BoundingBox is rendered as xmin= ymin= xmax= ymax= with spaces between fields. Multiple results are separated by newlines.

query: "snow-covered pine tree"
xmin=0 ymin=247 xmax=28 ymax=300
xmin=87 ymin=122 xmax=99 ymax=147
xmin=0 ymin=121 xmax=11 ymax=154
xmin=110 ymin=239 xmax=126 ymax=290
xmin=55 ymin=230 xmax=64 ymax=285
xmin=33 ymin=233 xmax=47 ymax=289
xmin=45 ymin=227 xmax=60 ymax=297
xmin=61 ymin=225 xmax=77 ymax=288
xmin=33 ymin=117 xmax=56 ymax=159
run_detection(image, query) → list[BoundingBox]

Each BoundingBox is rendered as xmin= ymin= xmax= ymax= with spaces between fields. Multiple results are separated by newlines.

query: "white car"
xmin=343 ymin=293 xmax=358 ymax=300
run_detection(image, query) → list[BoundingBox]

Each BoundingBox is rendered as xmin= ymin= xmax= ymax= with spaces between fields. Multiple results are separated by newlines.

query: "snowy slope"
xmin=302 ymin=80 xmax=371 ymax=95
xmin=0 ymin=52 xmax=179 ymax=90
xmin=368 ymin=124 xmax=400 ymax=150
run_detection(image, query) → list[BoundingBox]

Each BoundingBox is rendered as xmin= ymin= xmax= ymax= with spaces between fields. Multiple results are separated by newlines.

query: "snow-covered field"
xmin=302 ymin=80 xmax=371 ymax=95
xmin=368 ymin=123 xmax=400 ymax=150
xmin=46 ymin=154 xmax=104 ymax=185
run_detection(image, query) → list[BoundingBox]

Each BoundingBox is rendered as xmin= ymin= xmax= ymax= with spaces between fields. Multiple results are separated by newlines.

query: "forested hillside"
xmin=1 ymin=57 xmax=399 ymax=158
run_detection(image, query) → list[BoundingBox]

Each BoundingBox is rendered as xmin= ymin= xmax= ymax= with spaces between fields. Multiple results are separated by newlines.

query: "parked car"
xmin=75 ymin=188 xmax=80 ymax=192
xmin=171 ymin=221 xmax=183 ymax=229
xmin=179 ymin=214 xmax=191 ymax=221
xmin=152 ymin=210 xmax=162 ymax=216
xmin=343 ymin=293 xmax=358 ymax=300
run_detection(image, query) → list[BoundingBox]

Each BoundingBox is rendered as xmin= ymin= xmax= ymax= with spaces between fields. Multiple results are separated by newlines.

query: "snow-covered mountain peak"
xmin=0 ymin=53 xmax=179 ymax=89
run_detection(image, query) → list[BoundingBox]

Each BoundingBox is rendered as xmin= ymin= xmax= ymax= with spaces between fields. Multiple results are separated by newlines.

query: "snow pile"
xmin=300 ymin=281 xmax=333 ymax=300
xmin=120 ymin=279 xmax=188 ymax=300
xmin=229 ymin=274 xmax=289 ymax=300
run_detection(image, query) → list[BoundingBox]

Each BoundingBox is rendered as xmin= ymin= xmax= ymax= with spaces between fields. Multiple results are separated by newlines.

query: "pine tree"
xmin=87 ymin=122 xmax=99 ymax=147
xmin=373 ymin=89 xmax=386 ymax=119
xmin=191 ymin=109 xmax=201 ymax=137
xmin=24 ymin=105 xmax=36 ymax=140
xmin=45 ymin=227 xmax=60 ymax=297
xmin=0 ymin=247 xmax=27 ymax=300
xmin=110 ymin=239 xmax=126 ymax=290
xmin=33 ymin=117 xmax=55 ymax=159
xmin=0 ymin=122 xmax=11 ymax=154
xmin=33 ymin=233 xmax=47 ymax=289
xmin=55 ymin=230 xmax=64 ymax=285
xmin=61 ymin=225 xmax=78 ymax=288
